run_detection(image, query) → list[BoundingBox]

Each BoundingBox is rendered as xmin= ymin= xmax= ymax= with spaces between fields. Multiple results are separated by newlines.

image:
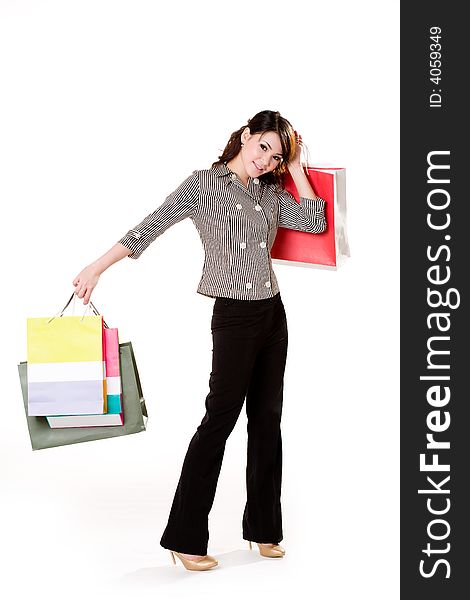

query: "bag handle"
xmin=302 ymin=141 xmax=311 ymax=171
xmin=88 ymin=300 xmax=109 ymax=329
xmin=47 ymin=292 xmax=109 ymax=328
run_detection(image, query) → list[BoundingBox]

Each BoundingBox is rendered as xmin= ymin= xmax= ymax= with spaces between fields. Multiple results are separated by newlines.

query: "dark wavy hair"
xmin=212 ymin=110 xmax=297 ymax=188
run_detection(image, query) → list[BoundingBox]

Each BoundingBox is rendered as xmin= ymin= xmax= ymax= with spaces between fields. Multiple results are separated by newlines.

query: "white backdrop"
xmin=0 ymin=1 xmax=399 ymax=599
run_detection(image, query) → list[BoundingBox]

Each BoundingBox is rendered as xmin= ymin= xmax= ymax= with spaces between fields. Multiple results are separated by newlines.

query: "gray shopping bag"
xmin=18 ymin=342 xmax=148 ymax=450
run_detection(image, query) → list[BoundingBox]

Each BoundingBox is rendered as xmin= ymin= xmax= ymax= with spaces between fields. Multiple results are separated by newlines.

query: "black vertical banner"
xmin=401 ymin=3 xmax=468 ymax=598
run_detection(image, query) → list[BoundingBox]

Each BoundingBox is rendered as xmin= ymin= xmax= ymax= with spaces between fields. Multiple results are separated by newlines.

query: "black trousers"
xmin=160 ymin=292 xmax=288 ymax=555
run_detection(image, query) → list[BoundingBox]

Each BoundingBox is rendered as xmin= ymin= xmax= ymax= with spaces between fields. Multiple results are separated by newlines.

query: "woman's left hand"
xmin=288 ymin=131 xmax=303 ymax=171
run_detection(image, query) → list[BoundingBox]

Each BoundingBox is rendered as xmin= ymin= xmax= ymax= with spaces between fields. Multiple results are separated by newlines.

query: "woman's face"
xmin=240 ymin=128 xmax=284 ymax=178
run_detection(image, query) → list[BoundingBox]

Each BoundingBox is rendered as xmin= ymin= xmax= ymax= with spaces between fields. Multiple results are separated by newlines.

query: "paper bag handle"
xmin=47 ymin=292 xmax=109 ymax=328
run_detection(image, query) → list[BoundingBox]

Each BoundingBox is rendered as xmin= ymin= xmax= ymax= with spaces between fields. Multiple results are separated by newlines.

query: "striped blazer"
xmin=118 ymin=162 xmax=326 ymax=300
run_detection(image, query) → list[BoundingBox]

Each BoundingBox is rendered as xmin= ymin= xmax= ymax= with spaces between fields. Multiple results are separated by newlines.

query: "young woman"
xmin=73 ymin=110 xmax=326 ymax=571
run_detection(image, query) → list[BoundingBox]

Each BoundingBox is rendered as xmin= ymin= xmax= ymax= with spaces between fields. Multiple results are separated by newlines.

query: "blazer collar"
xmin=211 ymin=162 xmax=267 ymax=189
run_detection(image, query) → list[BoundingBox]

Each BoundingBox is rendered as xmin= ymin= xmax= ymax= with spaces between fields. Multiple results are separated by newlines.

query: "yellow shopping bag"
xmin=27 ymin=296 xmax=106 ymax=416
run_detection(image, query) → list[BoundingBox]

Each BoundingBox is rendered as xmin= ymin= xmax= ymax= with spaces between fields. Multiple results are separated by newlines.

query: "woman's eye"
xmin=260 ymin=143 xmax=282 ymax=162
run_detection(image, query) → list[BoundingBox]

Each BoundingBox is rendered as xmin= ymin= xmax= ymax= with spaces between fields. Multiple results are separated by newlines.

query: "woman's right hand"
xmin=73 ymin=264 xmax=100 ymax=305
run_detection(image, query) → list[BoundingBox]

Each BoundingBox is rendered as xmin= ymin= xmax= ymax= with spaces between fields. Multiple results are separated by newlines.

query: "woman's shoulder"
xmin=190 ymin=164 xmax=235 ymax=186
xmin=188 ymin=164 xmax=222 ymax=178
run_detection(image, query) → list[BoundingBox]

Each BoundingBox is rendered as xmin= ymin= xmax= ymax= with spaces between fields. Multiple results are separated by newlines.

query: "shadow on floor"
xmin=115 ymin=549 xmax=271 ymax=587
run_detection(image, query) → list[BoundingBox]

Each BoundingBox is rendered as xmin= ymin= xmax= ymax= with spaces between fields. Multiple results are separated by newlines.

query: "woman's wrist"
xmin=91 ymin=242 xmax=132 ymax=276
xmin=287 ymin=164 xmax=318 ymax=200
xmin=89 ymin=261 xmax=104 ymax=276
xmin=287 ymin=163 xmax=304 ymax=174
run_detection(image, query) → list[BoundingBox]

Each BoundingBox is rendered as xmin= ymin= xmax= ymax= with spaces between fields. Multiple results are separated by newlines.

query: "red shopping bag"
xmin=271 ymin=166 xmax=349 ymax=269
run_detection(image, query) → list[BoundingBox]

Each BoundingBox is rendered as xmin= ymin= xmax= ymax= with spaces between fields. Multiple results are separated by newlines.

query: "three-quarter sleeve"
xmin=277 ymin=188 xmax=327 ymax=233
xmin=118 ymin=170 xmax=200 ymax=259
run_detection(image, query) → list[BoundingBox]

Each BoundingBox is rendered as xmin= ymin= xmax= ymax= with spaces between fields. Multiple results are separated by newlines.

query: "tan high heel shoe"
xmin=169 ymin=550 xmax=219 ymax=571
xmin=248 ymin=540 xmax=285 ymax=558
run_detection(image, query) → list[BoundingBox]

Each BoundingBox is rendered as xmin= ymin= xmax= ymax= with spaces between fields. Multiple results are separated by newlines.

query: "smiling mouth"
xmin=253 ymin=162 xmax=264 ymax=172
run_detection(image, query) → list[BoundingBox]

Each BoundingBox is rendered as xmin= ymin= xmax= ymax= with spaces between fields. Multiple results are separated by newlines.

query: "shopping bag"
xmin=45 ymin=327 xmax=123 ymax=428
xmin=271 ymin=166 xmax=349 ymax=269
xmin=18 ymin=342 xmax=148 ymax=450
xmin=104 ymin=327 xmax=122 ymax=414
xmin=26 ymin=312 xmax=106 ymax=416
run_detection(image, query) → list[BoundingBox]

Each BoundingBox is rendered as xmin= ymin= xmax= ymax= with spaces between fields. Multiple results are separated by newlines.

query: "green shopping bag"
xmin=18 ymin=342 xmax=148 ymax=450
